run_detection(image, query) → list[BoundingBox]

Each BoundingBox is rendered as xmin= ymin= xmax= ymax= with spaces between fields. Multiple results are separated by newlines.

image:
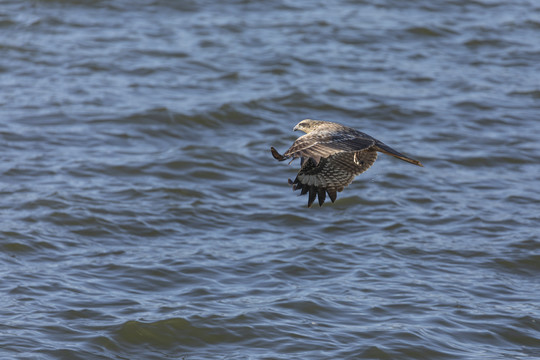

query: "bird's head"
xmin=293 ymin=119 xmax=328 ymax=134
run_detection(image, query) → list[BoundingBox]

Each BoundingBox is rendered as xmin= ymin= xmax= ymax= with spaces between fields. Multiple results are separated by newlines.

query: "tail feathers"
xmin=374 ymin=143 xmax=423 ymax=167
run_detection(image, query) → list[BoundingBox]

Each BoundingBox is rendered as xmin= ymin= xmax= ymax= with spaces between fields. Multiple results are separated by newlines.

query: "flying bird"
xmin=271 ymin=119 xmax=423 ymax=207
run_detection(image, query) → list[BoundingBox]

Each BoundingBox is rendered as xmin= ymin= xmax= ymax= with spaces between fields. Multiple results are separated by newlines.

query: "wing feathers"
xmin=270 ymin=147 xmax=287 ymax=161
xmin=327 ymin=188 xmax=337 ymax=203
xmin=291 ymin=150 xmax=377 ymax=207
xmin=373 ymin=142 xmax=423 ymax=167
xmin=317 ymin=188 xmax=326 ymax=206
xmin=308 ymin=186 xmax=317 ymax=207
xmin=283 ymin=132 xmax=375 ymax=164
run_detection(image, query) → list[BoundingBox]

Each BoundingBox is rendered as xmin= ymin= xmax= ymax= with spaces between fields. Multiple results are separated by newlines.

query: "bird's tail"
xmin=373 ymin=142 xmax=423 ymax=167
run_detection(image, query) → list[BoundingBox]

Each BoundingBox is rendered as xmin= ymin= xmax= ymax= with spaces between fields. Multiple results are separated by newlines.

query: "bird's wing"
xmin=289 ymin=149 xmax=378 ymax=207
xmin=283 ymin=131 xmax=375 ymax=164
xmin=373 ymin=140 xmax=423 ymax=167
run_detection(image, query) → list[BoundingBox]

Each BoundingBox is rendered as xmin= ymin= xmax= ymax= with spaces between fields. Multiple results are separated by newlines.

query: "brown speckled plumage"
xmin=271 ymin=119 xmax=423 ymax=207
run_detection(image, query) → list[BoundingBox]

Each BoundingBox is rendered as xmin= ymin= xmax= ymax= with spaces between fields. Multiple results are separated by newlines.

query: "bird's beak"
xmin=293 ymin=125 xmax=299 ymax=131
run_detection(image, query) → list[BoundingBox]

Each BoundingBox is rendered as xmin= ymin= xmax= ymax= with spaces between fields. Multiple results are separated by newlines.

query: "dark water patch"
xmin=1 ymin=241 xmax=34 ymax=254
xmin=115 ymin=317 xmax=247 ymax=349
xmin=132 ymin=48 xmax=189 ymax=59
xmin=453 ymin=100 xmax=494 ymax=110
xmin=405 ymin=26 xmax=456 ymax=37
xmin=491 ymin=254 xmax=540 ymax=276
xmin=447 ymin=155 xmax=534 ymax=167
xmin=463 ymin=38 xmax=521 ymax=49
xmin=407 ymin=75 xmax=435 ymax=83
xmin=508 ymin=89 xmax=540 ymax=98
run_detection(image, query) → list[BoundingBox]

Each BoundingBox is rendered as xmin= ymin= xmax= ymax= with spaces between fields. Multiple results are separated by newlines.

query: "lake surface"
xmin=1 ymin=0 xmax=539 ymax=359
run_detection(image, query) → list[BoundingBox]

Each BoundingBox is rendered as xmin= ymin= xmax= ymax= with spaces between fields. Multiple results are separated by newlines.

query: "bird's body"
xmin=271 ymin=119 xmax=423 ymax=207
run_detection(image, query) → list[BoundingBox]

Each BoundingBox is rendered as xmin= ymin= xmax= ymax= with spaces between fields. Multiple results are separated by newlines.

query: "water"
xmin=1 ymin=0 xmax=539 ymax=359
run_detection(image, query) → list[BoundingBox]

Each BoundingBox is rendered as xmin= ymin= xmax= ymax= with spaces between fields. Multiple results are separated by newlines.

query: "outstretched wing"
xmin=289 ymin=149 xmax=378 ymax=207
xmin=283 ymin=130 xmax=375 ymax=164
xmin=373 ymin=140 xmax=423 ymax=167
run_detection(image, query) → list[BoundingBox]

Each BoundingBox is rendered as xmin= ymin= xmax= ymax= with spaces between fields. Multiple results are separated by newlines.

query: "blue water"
xmin=1 ymin=0 xmax=539 ymax=359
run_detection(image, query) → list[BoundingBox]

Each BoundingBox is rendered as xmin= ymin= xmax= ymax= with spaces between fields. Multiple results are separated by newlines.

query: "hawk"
xmin=271 ymin=119 xmax=423 ymax=207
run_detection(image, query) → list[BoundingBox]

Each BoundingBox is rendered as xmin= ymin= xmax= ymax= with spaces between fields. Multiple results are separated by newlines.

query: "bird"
xmin=270 ymin=119 xmax=423 ymax=207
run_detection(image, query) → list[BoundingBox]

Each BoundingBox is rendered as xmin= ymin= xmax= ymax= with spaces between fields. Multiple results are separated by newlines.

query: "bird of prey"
xmin=271 ymin=119 xmax=423 ymax=207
